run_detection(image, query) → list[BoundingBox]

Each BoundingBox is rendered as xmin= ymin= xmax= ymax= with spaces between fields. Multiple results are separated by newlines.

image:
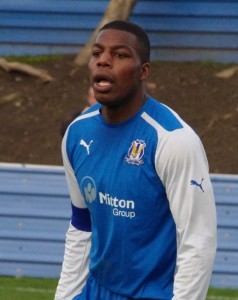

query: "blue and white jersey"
xmin=55 ymin=97 xmax=217 ymax=300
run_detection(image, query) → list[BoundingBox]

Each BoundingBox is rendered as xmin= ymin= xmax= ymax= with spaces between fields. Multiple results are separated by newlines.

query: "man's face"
xmin=88 ymin=28 xmax=148 ymax=107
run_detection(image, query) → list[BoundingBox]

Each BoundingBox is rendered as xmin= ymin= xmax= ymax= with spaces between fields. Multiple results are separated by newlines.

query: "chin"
xmin=95 ymin=91 xmax=132 ymax=107
xmin=95 ymin=93 xmax=115 ymax=105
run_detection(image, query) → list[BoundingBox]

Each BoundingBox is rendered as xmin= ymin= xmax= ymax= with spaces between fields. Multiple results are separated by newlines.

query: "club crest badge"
xmin=125 ymin=140 xmax=146 ymax=165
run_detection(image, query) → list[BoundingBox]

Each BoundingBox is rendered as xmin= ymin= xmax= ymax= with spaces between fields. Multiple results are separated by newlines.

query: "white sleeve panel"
xmin=156 ymin=126 xmax=217 ymax=300
xmin=54 ymin=223 xmax=91 ymax=300
xmin=61 ymin=130 xmax=87 ymax=209
xmin=55 ymin=131 xmax=92 ymax=299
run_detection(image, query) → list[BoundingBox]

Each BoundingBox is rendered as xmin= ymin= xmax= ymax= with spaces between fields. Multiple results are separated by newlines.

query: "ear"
xmin=140 ymin=62 xmax=150 ymax=80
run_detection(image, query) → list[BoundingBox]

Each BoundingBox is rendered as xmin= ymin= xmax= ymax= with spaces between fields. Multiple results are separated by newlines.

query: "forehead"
xmin=94 ymin=29 xmax=139 ymax=50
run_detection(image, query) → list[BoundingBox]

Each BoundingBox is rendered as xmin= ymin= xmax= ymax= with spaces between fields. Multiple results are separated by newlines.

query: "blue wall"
xmin=0 ymin=163 xmax=238 ymax=289
xmin=0 ymin=0 xmax=238 ymax=62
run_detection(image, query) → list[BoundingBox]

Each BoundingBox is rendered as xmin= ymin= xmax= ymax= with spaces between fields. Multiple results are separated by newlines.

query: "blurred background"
xmin=0 ymin=1 xmax=237 ymax=299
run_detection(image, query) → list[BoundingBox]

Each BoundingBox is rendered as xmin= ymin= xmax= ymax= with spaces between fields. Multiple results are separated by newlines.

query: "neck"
xmin=101 ymin=93 xmax=147 ymax=124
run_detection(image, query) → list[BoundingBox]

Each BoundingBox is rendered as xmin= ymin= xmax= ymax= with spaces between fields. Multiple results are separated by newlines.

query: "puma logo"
xmin=191 ymin=178 xmax=204 ymax=193
xmin=80 ymin=139 xmax=93 ymax=155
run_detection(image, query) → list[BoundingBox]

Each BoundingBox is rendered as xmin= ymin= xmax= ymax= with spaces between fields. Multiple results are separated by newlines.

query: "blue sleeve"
xmin=71 ymin=204 xmax=92 ymax=232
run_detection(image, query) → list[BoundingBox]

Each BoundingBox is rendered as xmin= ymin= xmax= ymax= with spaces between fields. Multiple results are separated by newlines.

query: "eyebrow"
xmin=93 ymin=43 xmax=133 ymax=52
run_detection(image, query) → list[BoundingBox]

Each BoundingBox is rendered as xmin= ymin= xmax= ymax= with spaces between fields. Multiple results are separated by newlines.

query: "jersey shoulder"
xmin=143 ymin=97 xmax=184 ymax=132
xmin=142 ymin=97 xmax=201 ymax=150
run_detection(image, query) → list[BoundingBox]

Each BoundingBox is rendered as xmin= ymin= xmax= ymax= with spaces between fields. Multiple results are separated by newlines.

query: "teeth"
xmin=98 ymin=81 xmax=110 ymax=86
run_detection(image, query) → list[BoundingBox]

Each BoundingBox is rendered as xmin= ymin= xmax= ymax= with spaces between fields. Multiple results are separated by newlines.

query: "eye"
xmin=115 ymin=52 xmax=128 ymax=59
xmin=92 ymin=50 xmax=102 ymax=57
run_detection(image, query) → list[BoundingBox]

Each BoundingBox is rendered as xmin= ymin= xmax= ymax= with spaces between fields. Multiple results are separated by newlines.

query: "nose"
xmin=97 ymin=52 xmax=112 ymax=68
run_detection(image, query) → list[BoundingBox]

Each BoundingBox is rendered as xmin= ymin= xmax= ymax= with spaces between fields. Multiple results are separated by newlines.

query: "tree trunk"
xmin=74 ymin=0 xmax=137 ymax=67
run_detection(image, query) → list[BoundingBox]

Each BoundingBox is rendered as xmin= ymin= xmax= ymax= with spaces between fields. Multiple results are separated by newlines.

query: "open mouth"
xmin=94 ymin=74 xmax=114 ymax=92
xmin=97 ymin=80 xmax=111 ymax=87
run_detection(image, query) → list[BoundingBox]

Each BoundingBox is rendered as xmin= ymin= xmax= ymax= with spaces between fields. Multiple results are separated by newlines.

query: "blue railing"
xmin=0 ymin=163 xmax=238 ymax=289
xmin=0 ymin=0 xmax=238 ymax=62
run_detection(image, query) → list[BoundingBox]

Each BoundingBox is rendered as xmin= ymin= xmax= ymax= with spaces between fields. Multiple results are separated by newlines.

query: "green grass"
xmin=0 ymin=277 xmax=58 ymax=300
xmin=0 ymin=277 xmax=238 ymax=300
xmin=207 ymin=288 xmax=238 ymax=300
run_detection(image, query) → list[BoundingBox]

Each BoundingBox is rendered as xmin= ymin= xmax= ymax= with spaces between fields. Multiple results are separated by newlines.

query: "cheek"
xmin=117 ymin=66 xmax=140 ymax=86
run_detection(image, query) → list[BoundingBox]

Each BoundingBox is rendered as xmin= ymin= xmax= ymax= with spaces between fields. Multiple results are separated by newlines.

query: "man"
xmin=55 ymin=20 xmax=217 ymax=300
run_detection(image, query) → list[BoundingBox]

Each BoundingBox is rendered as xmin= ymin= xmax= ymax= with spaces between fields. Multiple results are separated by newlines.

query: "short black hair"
xmin=99 ymin=20 xmax=150 ymax=63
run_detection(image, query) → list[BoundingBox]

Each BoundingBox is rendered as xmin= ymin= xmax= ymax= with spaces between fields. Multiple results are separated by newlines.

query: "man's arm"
xmin=54 ymin=224 xmax=91 ymax=300
xmin=156 ymin=127 xmax=217 ymax=300
xmin=55 ymin=131 xmax=92 ymax=300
